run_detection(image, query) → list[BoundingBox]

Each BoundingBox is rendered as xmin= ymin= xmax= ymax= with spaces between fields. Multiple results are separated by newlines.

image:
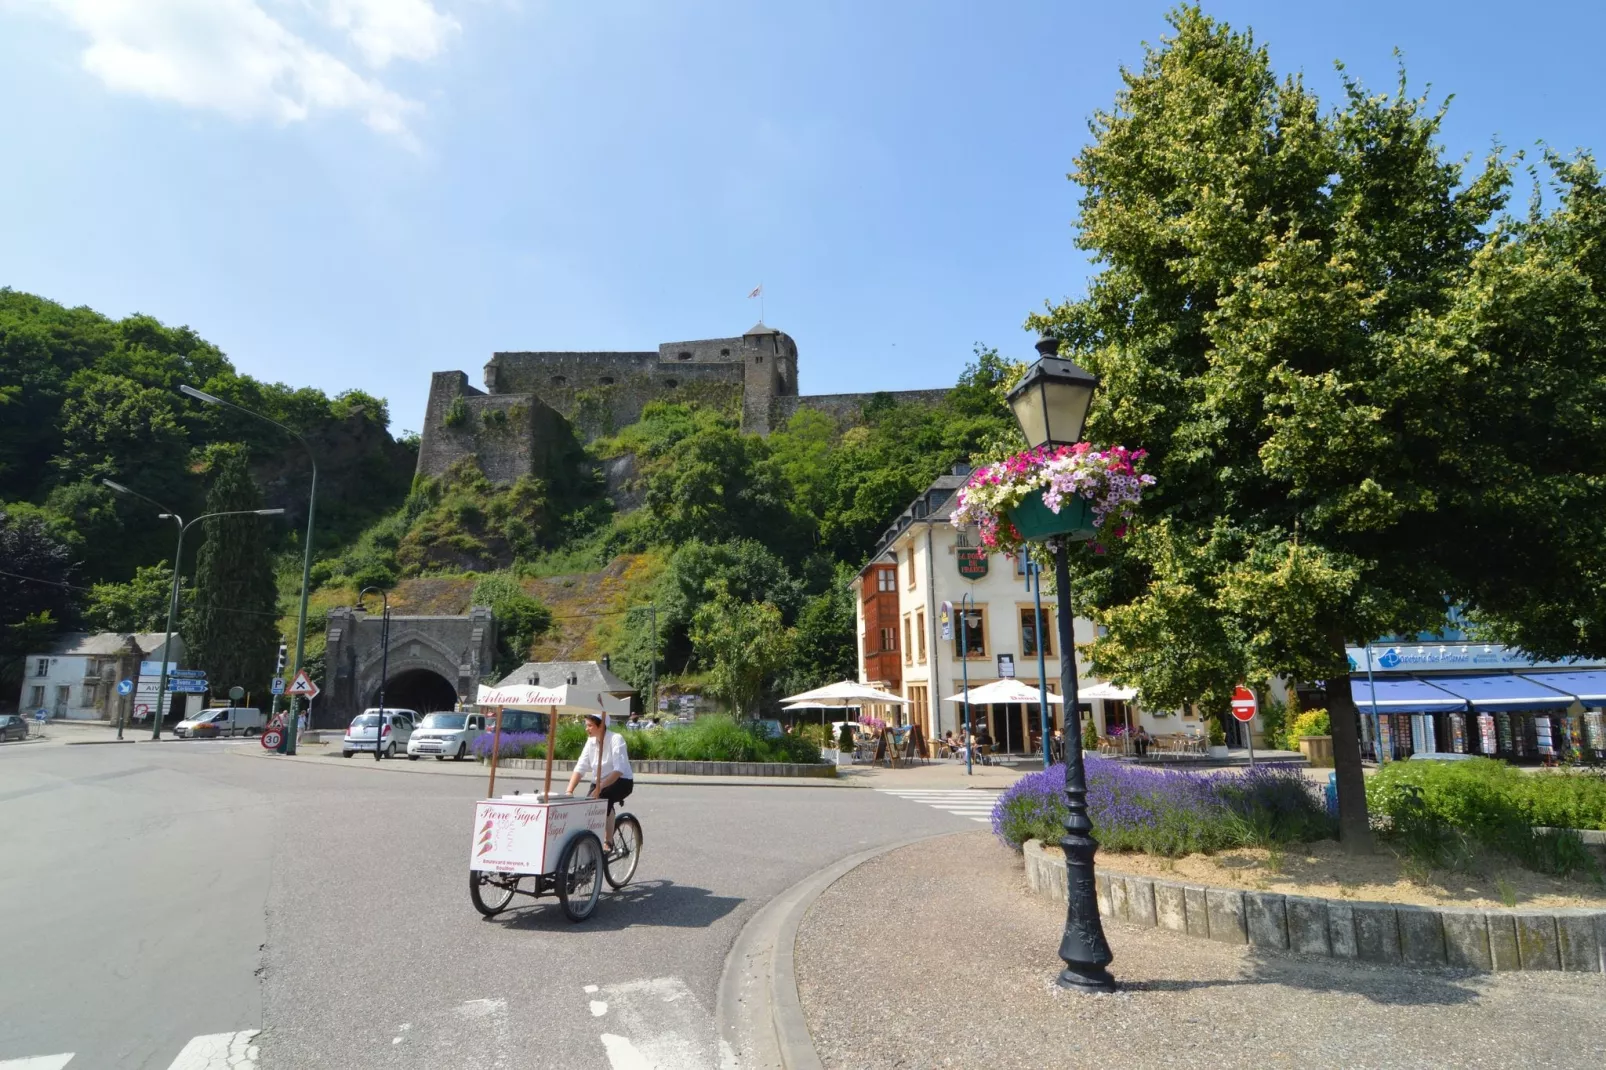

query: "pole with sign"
xmin=1231 ymin=685 xmax=1257 ymax=766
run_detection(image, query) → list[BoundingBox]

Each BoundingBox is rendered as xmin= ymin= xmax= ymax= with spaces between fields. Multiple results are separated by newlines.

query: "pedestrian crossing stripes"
xmin=0 ymin=1031 xmax=258 ymax=1070
xmin=876 ymin=788 xmax=1001 ymax=824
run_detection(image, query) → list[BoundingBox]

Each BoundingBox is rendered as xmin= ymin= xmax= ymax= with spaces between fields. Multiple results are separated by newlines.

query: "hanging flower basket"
xmin=949 ymin=443 xmax=1154 ymax=555
xmin=1009 ymin=488 xmax=1097 ymax=542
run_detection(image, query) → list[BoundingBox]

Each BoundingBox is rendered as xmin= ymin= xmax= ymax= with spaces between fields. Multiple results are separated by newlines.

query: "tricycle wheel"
xmin=605 ymin=814 xmax=642 ymax=889
xmin=470 ymin=870 xmax=519 ymax=917
xmin=556 ymin=832 xmax=603 ymax=922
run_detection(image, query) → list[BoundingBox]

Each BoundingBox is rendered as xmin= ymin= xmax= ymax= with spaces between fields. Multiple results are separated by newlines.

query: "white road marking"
xmin=0 ymin=1056 xmax=74 ymax=1070
xmin=590 ymin=1001 xmax=608 ymax=1017
xmin=876 ymin=789 xmax=1001 ymax=824
xmin=587 ymin=977 xmax=716 ymax=1070
xmin=164 ymin=1030 xmax=260 ymax=1070
xmin=583 ymin=984 xmax=599 ymax=994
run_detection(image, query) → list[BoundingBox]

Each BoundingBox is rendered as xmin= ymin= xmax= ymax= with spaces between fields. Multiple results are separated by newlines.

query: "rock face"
xmin=251 ymin=408 xmax=416 ymax=533
xmin=415 ymin=323 xmax=950 ymax=486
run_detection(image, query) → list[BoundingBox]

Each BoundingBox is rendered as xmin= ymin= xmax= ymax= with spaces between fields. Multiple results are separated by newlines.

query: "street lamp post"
xmin=358 ymin=587 xmax=391 ymax=761
xmin=1004 ymin=335 xmax=1116 ymax=993
xmin=634 ymin=604 xmax=658 ymax=718
xmin=180 ymin=385 xmax=318 ymax=753
xmin=1025 ymin=560 xmax=1052 ymax=769
xmin=102 ymin=480 xmax=284 ymax=741
xmin=959 ymin=591 xmax=976 ymax=776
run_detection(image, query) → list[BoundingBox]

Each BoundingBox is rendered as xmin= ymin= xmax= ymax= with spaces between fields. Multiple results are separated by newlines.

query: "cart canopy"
xmin=476 ymin=684 xmax=630 ymax=717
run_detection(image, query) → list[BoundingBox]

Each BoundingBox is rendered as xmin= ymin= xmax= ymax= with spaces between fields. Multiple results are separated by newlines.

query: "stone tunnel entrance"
xmin=371 ymin=668 xmax=459 ymax=714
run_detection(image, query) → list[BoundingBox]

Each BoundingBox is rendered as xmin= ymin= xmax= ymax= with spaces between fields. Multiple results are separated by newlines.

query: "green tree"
xmin=1030 ymin=7 xmax=1606 ymax=849
xmin=470 ymin=572 xmax=554 ymax=678
xmin=779 ymin=564 xmax=859 ymax=694
xmin=691 ymin=585 xmax=794 ymax=716
xmin=0 ymin=508 xmax=75 ymax=694
xmin=84 ymin=562 xmax=174 ymax=633
xmin=181 ymin=450 xmax=281 ymax=695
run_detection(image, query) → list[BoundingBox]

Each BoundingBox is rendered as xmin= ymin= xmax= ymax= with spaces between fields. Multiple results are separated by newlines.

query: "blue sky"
xmin=3 ymin=1 xmax=1603 ymax=437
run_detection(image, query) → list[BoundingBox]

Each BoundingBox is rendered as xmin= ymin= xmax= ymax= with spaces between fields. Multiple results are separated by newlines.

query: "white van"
xmin=173 ymin=707 xmax=266 ymax=738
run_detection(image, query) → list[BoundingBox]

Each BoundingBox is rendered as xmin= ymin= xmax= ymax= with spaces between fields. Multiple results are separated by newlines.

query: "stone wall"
xmin=1021 ymin=839 xmax=1606 ymax=973
xmin=483 ymin=350 xmax=746 ymax=439
xmin=772 ymin=388 xmax=951 ymax=429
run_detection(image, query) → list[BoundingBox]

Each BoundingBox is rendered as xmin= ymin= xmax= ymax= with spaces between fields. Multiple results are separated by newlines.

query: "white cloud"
xmin=324 ymin=0 xmax=459 ymax=68
xmin=24 ymin=0 xmax=465 ymax=142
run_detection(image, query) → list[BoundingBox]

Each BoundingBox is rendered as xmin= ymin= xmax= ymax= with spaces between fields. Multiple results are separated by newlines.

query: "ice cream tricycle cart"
xmin=469 ymin=684 xmax=642 ymax=922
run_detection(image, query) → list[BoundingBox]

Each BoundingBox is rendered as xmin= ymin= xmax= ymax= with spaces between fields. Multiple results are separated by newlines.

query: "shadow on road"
xmin=1122 ymin=947 xmax=1484 ymax=1007
xmin=489 ymin=879 xmax=744 ymax=933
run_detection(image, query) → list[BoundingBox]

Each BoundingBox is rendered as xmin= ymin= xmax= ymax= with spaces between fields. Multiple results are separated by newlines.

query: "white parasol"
xmin=945 ymin=679 xmax=1065 ymax=706
xmin=781 ymin=680 xmax=909 ymax=706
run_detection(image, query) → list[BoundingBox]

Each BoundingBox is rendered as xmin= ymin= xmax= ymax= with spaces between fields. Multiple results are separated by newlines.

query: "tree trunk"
xmin=1325 ymin=633 xmax=1373 ymax=853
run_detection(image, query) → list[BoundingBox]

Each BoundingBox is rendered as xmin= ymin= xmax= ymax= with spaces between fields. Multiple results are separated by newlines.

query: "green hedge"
xmin=1366 ymin=758 xmax=1605 ymax=878
xmin=499 ymin=715 xmax=822 ymax=765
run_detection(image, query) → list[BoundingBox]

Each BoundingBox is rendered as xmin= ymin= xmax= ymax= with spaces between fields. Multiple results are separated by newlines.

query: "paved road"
xmin=0 ymin=739 xmax=987 ymax=1068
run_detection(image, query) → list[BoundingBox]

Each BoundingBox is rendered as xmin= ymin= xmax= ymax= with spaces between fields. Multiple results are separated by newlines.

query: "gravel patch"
xmin=794 ymin=831 xmax=1606 ymax=1070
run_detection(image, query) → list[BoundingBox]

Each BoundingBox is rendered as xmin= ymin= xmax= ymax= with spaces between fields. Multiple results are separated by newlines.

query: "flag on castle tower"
xmin=748 ymin=284 xmax=762 ymax=299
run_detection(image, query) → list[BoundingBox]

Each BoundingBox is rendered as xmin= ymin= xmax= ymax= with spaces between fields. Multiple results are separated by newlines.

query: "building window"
xmin=83 ymin=685 xmax=98 ymax=707
xmin=956 ymin=527 xmax=971 ymax=548
xmin=955 ymin=606 xmax=988 ymax=658
xmin=1013 ymin=554 xmax=1027 ymax=577
xmin=877 ymin=568 xmax=895 ymax=592
xmin=916 ymin=611 xmax=926 ymax=663
xmin=720 ymin=348 xmax=730 ymax=356
xmin=34 ymin=658 xmax=48 ymax=677
xmin=28 ymin=686 xmax=44 ymax=708
xmin=906 ymin=547 xmax=916 ymax=589
xmin=1020 ymin=606 xmax=1054 ymax=658
xmin=756 ymin=354 xmax=764 ymax=364
xmin=903 ymin=616 xmax=914 ymax=664
xmin=599 ymin=376 xmax=615 ymax=385
xmin=551 ymin=375 xmax=567 ymax=385
xmin=879 ymin=627 xmax=897 ymax=652
xmin=665 ymin=379 xmax=678 ymax=388
xmin=678 ymin=351 xmax=692 ymax=361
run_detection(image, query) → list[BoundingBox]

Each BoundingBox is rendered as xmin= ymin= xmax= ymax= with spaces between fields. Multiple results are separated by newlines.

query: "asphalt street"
xmin=0 ymin=737 xmax=983 ymax=1069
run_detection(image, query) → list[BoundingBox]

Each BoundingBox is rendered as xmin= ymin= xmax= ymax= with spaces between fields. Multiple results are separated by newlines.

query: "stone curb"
xmin=494 ymin=757 xmax=837 ymax=778
xmin=715 ymin=831 xmax=956 ymax=1070
xmin=1022 ymin=839 xmax=1606 ymax=974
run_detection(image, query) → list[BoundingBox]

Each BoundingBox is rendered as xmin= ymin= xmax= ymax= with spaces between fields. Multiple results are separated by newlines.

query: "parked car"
xmin=0 ymin=714 xmax=29 ymax=741
xmin=407 ymin=711 xmax=488 ymax=761
xmin=342 ymin=709 xmax=417 ymax=758
xmin=175 ymin=707 xmax=266 ymax=738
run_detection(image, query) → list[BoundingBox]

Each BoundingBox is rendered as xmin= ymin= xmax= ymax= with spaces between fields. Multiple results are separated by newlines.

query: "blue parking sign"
xmin=270 ymin=677 xmax=285 ymax=695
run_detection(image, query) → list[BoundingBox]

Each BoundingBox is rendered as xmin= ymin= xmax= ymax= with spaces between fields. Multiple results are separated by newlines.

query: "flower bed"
xmin=950 ymin=444 xmax=1154 ymax=554
xmin=992 ymin=758 xmax=1334 ymax=856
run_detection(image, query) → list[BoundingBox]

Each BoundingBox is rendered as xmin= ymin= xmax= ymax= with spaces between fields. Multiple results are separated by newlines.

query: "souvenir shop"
xmin=1348 ymin=643 xmax=1606 ymax=764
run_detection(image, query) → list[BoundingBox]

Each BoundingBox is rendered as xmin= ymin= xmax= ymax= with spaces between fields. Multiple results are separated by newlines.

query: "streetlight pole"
xmin=359 ymin=587 xmax=391 ymax=761
xmin=180 ymin=385 xmax=318 ymax=754
xmin=632 ymin=604 xmax=657 ymax=718
xmin=1004 ymin=335 xmax=1116 ymax=992
xmin=103 ymin=480 xmax=284 ymax=741
xmin=1026 ymin=560 xmax=1053 ymax=769
xmin=959 ymin=591 xmax=974 ymax=776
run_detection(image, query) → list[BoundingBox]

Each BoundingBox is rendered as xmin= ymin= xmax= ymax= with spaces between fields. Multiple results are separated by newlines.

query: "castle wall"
xmin=415 ymin=373 xmax=572 ymax=485
xmin=486 ymin=349 xmax=747 ymax=440
xmin=773 ymin=388 xmax=950 ymax=429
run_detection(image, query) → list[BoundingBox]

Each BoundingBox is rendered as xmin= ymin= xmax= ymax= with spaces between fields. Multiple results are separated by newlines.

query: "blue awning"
xmin=1422 ymin=674 xmax=1575 ymax=712
xmin=1351 ymin=677 xmax=1465 ymax=713
xmin=1519 ymin=670 xmax=1606 ymax=705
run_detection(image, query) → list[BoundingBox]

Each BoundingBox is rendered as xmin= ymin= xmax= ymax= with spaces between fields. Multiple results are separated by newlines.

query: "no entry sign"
xmin=1230 ymin=685 xmax=1257 ymax=722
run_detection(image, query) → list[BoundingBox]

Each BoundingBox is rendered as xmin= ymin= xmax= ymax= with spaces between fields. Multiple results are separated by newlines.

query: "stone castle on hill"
xmin=415 ymin=322 xmax=951 ymax=484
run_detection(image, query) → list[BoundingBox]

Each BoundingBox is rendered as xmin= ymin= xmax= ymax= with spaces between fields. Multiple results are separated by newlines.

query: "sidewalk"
xmin=790 ymin=831 xmax=1604 ymax=1070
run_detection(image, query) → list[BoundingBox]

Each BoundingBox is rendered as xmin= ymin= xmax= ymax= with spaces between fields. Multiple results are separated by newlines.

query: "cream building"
xmin=853 ymin=466 xmax=1223 ymax=752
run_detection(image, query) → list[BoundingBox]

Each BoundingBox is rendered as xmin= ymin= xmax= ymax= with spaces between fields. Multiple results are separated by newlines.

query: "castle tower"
xmin=740 ymin=322 xmax=798 ymax=434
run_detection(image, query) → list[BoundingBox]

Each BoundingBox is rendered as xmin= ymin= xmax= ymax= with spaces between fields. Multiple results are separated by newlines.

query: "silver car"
xmin=342 ymin=709 xmax=417 ymax=758
xmin=407 ymin=712 xmax=488 ymax=761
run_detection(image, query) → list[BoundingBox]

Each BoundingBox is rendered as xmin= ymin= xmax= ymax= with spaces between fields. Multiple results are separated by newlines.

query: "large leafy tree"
xmin=84 ymin=562 xmax=175 ymax=633
xmin=0 ymin=508 xmax=76 ymax=695
xmin=181 ymin=449 xmax=282 ymax=696
xmin=691 ymin=584 xmax=795 ymax=717
xmin=1031 ymin=7 xmax=1606 ymax=848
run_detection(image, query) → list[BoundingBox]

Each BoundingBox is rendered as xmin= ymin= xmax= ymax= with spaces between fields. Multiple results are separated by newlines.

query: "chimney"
xmin=951 ymin=462 xmax=972 ymax=478
xmin=528 ymin=672 xmax=539 ymax=685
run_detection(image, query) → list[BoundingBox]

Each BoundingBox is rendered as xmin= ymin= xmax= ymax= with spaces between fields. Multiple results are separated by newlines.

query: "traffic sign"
xmin=261 ymin=728 xmax=284 ymax=750
xmin=171 ymin=669 xmax=207 ymax=680
xmin=270 ymin=677 xmax=285 ymax=695
xmin=167 ymin=679 xmax=209 ymax=693
xmin=116 ymin=679 xmax=134 ymax=696
xmin=1230 ymin=685 xmax=1257 ymax=722
xmin=286 ymin=669 xmax=320 ymax=698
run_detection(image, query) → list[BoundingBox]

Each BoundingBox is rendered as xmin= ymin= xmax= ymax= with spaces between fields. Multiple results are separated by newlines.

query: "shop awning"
xmin=1519 ymin=670 xmax=1606 ymax=705
xmin=1421 ymin=673 xmax=1576 ymax=712
xmin=1350 ymin=676 xmax=1465 ymax=713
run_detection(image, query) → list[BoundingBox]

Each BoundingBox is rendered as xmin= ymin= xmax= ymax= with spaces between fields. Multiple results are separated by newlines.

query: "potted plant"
xmin=1290 ymin=709 xmax=1334 ymax=767
xmin=836 ymin=721 xmax=855 ymax=766
xmin=1081 ymin=716 xmax=1099 ymax=757
xmin=949 ymin=443 xmax=1155 ymax=554
xmin=1207 ymin=717 xmax=1229 ymax=759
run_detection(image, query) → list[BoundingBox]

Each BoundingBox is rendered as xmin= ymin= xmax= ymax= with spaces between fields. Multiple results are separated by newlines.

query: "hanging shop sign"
xmin=957 ymin=547 xmax=989 ymax=580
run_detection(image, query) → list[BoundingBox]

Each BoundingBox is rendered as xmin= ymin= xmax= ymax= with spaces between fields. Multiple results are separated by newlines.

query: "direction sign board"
xmin=116 ymin=678 xmax=134 ymax=696
xmin=1230 ymin=685 xmax=1257 ymax=722
xmin=167 ymin=679 xmax=209 ymax=693
xmin=171 ymin=669 xmax=207 ymax=680
xmin=996 ymin=653 xmax=1016 ymax=679
xmin=286 ymin=669 xmax=320 ymax=698
xmin=270 ymin=677 xmax=285 ymax=695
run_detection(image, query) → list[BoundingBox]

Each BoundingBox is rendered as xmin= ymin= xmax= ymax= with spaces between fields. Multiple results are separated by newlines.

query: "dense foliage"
xmin=1029 ymin=8 xmax=1606 ymax=843
xmin=469 ymin=572 xmax=554 ymax=677
xmin=181 ymin=449 xmax=282 ymax=694
xmin=1367 ymin=758 xmax=1606 ymax=879
xmin=992 ymin=758 xmax=1335 ymax=856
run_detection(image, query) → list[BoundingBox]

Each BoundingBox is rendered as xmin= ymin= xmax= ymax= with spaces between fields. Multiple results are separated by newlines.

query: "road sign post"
xmin=1231 ymin=685 xmax=1257 ymax=766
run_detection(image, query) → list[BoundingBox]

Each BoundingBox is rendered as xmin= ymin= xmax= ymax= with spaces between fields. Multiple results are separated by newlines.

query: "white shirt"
xmin=574 ymin=730 xmax=634 ymax=782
